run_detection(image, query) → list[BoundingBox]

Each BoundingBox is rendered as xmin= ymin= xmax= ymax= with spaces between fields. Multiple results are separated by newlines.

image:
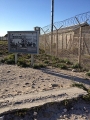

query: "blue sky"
xmin=0 ymin=0 xmax=90 ymax=36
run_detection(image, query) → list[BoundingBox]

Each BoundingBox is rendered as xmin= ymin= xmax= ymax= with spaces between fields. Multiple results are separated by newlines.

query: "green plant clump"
xmin=58 ymin=63 xmax=67 ymax=69
xmin=33 ymin=63 xmax=46 ymax=69
xmin=72 ymin=63 xmax=82 ymax=69
xmin=83 ymin=94 xmax=90 ymax=101
xmin=72 ymin=83 xmax=90 ymax=101
xmin=17 ymin=58 xmax=30 ymax=67
xmin=14 ymin=109 xmax=28 ymax=117
xmin=72 ymin=83 xmax=88 ymax=91
xmin=44 ymin=60 xmax=50 ymax=64
xmin=86 ymin=71 xmax=90 ymax=77
xmin=1 ymin=54 xmax=15 ymax=64
xmin=83 ymin=89 xmax=90 ymax=101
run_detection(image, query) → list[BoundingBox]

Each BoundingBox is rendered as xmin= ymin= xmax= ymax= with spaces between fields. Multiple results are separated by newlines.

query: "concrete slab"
xmin=0 ymin=87 xmax=87 ymax=115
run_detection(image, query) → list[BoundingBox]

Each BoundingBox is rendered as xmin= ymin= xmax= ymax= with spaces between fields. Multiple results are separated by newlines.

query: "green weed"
xmin=71 ymin=83 xmax=88 ymax=91
xmin=72 ymin=63 xmax=82 ymax=69
xmin=86 ymin=71 xmax=90 ymax=76
xmin=57 ymin=63 xmax=67 ymax=69
xmin=33 ymin=63 xmax=46 ymax=69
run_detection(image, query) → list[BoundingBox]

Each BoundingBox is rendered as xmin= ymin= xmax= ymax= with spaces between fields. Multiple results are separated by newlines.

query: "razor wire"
xmin=40 ymin=11 xmax=90 ymax=34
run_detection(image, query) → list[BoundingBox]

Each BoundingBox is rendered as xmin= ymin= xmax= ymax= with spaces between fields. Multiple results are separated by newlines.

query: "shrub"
xmin=5 ymin=59 xmax=15 ymax=64
xmin=58 ymin=59 xmax=71 ymax=64
xmin=0 ymin=59 xmax=6 ymax=63
xmin=86 ymin=71 xmax=90 ymax=77
xmin=58 ymin=59 xmax=65 ymax=63
xmin=51 ymin=56 xmax=56 ymax=61
xmin=39 ymin=49 xmax=45 ymax=54
xmin=83 ymin=90 xmax=90 ymax=101
xmin=7 ymin=54 xmax=15 ymax=59
xmin=44 ymin=60 xmax=49 ymax=64
xmin=33 ymin=63 xmax=46 ymax=69
xmin=1 ymin=54 xmax=15 ymax=64
xmin=72 ymin=63 xmax=82 ymax=69
xmin=0 ymin=51 xmax=3 ymax=55
xmin=57 ymin=63 xmax=67 ymax=69
xmin=65 ymin=59 xmax=72 ymax=65
xmin=17 ymin=58 xmax=29 ymax=67
xmin=82 ymin=88 xmax=90 ymax=101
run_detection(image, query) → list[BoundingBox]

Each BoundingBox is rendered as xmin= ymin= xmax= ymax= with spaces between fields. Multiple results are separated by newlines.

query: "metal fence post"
xmin=53 ymin=25 xmax=63 ymax=57
xmin=78 ymin=26 xmax=82 ymax=65
xmin=31 ymin=54 xmax=34 ymax=66
xmin=44 ymin=34 xmax=46 ymax=52
xmin=62 ymin=34 xmax=63 ymax=51
xmin=56 ymin=30 xmax=58 ymax=56
xmin=50 ymin=32 xmax=53 ymax=55
xmin=40 ymin=27 xmax=49 ymax=53
xmin=66 ymin=34 xmax=67 ymax=49
xmin=15 ymin=53 xmax=18 ymax=64
xmin=70 ymin=34 xmax=71 ymax=49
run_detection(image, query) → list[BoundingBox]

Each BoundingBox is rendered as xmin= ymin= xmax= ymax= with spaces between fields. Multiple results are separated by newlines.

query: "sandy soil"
xmin=0 ymin=64 xmax=90 ymax=120
xmin=0 ymin=64 xmax=71 ymax=99
xmin=0 ymin=64 xmax=90 ymax=99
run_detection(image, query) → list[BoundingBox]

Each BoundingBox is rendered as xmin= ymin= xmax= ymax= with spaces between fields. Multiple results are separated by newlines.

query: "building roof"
xmin=54 ymin=22 xmax=90 ymax=34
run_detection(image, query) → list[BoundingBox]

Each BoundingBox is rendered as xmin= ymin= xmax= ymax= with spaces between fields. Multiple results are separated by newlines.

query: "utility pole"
xmin=50 ymin=0 xmax=54 ymax=54
xmin=51 ymin=0 xmax=54 ymax=32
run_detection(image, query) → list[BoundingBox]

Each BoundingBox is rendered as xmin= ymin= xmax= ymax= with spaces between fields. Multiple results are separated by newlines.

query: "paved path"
xmin=0 ymin=87 xmax=87 ymax=115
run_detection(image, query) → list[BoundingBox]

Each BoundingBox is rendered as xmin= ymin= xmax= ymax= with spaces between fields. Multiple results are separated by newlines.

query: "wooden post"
xmin=78 ymin=27 xmax=82 ymax=65
xmin=15 ymin=53 xmax=17 ymax=64
xmin=31 ymin=54 xmax=34 ymax=66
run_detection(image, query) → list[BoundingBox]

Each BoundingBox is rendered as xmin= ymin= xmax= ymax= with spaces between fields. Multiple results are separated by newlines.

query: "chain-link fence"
xmin=39 ymin=27 xmax=79 ymax=64
xmin=81 ymin=26 xmax=90 ymax=70
xmin=39 ymin=11 xmax=90 ymax=70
